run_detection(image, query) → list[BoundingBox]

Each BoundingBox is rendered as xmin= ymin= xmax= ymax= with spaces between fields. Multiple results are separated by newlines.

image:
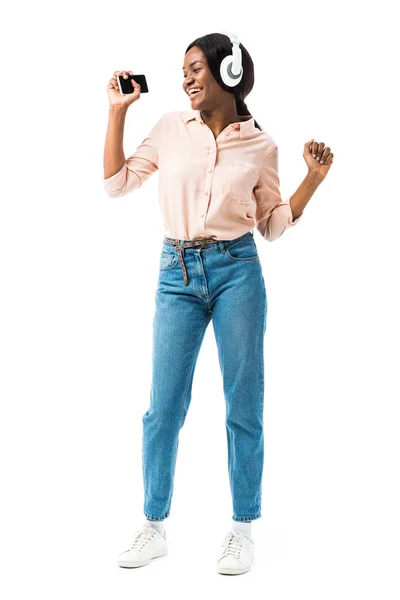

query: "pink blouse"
xmin=103 ymin=108 xmax=303 ymax=241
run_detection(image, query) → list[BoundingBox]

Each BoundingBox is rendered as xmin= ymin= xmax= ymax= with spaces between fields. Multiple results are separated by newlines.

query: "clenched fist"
xmin=304 ymin=139 xmax=334 ymax=179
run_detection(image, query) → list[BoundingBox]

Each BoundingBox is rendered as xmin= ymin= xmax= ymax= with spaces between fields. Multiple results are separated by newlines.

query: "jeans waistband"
xmin=163 ymin=230 xmax=253 ymax=249
xmin=163 ymin=231 xmax=254 ymax=286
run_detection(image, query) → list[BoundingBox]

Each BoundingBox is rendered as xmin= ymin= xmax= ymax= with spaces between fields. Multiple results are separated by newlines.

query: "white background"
xmin=1 ymin=0 xmax=399 ymax=597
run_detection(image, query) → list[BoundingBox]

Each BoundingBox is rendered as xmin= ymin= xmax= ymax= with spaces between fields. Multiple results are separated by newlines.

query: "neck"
xmin=199 ymin=107 xmax=251 ymax=128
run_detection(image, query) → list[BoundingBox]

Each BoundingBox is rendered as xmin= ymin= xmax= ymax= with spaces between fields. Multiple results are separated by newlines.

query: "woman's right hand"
xmin=107 ymin=70 xmax=141 ymax=108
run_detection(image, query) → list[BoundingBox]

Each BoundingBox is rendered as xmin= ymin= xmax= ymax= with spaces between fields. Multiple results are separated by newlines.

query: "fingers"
xmin=307 ymin=140 xmax=334 ymax=165
xmin=319 ymin=146 xmax=330 ymax=165
xmin=306 ymin=139 xmax=314 ymax=154
xmin=110 ymin=70 xmax=135 ymax=88
xmin=316 ymin=145 xmax=334 ymax=165
xmin=113 ymin=70 xmax=134 ymax=78
xmin=325 ymin=153 xmax=334 ymax=164
xmin=305 ymin=139 xmax=334 ymax=165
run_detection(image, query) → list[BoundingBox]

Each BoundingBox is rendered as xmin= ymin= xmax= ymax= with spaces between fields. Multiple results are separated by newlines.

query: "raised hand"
xmin=304 ymin=139 xmax=334 ymax=179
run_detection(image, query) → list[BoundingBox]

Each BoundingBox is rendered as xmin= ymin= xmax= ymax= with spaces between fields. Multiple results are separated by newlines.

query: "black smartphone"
xmin=117 ymin=73 xmax=149 ymax=94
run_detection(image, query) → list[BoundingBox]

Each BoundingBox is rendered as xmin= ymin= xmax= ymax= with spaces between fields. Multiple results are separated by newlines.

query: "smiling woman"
xmin=103 ymin=30 xmax=327 ymax=577
xmin=182 ymin=33 xmax=263 ymax=133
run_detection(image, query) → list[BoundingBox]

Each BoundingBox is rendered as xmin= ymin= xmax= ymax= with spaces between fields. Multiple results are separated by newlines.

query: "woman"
xmin=103 ymin=32 xmax=334 ymax=575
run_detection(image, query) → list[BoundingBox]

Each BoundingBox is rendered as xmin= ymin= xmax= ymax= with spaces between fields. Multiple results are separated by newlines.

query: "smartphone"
xmin=117 ymin=73 xmax=149 ymax=94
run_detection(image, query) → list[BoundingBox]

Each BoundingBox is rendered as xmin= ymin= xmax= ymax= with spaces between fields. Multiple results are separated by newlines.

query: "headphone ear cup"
xmin=220 ymin=55 xmax=243 ymax=87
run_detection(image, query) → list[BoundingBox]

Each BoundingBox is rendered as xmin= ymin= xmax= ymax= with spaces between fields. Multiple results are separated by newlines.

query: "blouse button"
xmin=203 ymin=190 xmax=208 ymax=195
xmin=207 ymin=168 xmax=212 ymax=173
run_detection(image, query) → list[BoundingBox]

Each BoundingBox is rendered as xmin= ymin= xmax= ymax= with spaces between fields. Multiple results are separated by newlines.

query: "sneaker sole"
xmin=217 ymin=563 xmax=252 ymax=575
xmin=118 ymin=547 xmax=168 ymax=568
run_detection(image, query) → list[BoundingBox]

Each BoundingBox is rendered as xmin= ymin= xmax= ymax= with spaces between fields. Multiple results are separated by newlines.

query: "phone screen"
xmin=117 ymin=74 xmax=149 ymax=94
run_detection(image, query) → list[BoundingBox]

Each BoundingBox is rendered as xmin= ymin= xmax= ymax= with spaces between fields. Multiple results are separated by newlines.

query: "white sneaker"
xmin=217 ymin=530 xmax=255 ymax=575
xmin=118 ymin=522 xmax=168 ymax=568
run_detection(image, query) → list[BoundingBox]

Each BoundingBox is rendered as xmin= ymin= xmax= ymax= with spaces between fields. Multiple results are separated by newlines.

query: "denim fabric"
xmin=142 ymin=230 xmax=267 ymax=522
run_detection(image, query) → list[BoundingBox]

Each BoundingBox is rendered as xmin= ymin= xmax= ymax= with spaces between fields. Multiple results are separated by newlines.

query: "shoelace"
xmin=130 ymin=525 xmax=156 ymax=551
xmin=222 ymin=531 xmax=244 ymax=559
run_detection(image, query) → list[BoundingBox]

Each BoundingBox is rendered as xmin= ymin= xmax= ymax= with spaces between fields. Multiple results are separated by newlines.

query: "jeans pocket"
xmin=225 ymin=237 xmax=259 ymax=261
xmin=159 ymin=250 xmax=178 ymax=271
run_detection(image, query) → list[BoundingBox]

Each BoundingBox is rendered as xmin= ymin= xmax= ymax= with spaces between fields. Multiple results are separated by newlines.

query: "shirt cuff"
xmin=103 ymin=163 xmax=128 ymax=195
xmin=278 ymin=197 xmax=303 ymax=226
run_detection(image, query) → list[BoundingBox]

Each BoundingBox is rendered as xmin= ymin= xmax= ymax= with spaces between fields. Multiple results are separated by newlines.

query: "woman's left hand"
xmin=304 ymin=139 xmax=334 ymax=179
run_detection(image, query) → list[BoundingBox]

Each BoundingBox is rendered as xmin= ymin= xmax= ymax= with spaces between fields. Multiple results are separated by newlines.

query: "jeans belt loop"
xmin=218 ymin=240 xmax=226 ymax=253
xmin=179 ymin=240 xmax=185 ymax=256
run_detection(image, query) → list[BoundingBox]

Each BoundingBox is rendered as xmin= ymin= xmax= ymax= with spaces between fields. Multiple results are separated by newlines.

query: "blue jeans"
xmin=142 ymin=230 xmax=267 ymax=522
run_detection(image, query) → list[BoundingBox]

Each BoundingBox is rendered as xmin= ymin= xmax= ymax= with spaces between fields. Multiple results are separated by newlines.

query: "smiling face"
xmin=182 ymin=46 xmax=228 ymax=109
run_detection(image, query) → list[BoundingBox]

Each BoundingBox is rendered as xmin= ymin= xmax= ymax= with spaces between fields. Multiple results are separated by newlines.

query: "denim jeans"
xmin=142 ymin=230 xmax=267 ymax=522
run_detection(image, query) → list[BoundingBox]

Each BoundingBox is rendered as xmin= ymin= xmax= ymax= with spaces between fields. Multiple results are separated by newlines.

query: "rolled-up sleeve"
xmin=254 ymin=145 xmax=303 ymax=241
xmin=103 ymin=113 xmax=166 ymax=198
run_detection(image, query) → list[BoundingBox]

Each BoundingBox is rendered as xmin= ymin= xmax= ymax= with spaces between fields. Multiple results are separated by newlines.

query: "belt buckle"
xmin=201 ymin=237 xmax=207 ymax=249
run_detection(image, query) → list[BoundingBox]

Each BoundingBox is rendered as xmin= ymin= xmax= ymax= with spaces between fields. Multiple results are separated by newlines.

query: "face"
xmin=182 ymin=46 xmax=226 ymax=109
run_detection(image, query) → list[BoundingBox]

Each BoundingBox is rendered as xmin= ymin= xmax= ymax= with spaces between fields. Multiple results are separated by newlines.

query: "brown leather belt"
xmin=163 ymin=235 xmax=219 ymax=286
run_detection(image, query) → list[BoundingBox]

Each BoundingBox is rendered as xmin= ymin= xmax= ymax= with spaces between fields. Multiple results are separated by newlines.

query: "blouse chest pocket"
xmin=221 ymin=160 xmax=259 ymax=204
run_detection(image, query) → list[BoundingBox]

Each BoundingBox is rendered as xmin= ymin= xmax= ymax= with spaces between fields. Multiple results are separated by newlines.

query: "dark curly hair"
xmin=185 ymin=32 xmax=263 ymax=131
